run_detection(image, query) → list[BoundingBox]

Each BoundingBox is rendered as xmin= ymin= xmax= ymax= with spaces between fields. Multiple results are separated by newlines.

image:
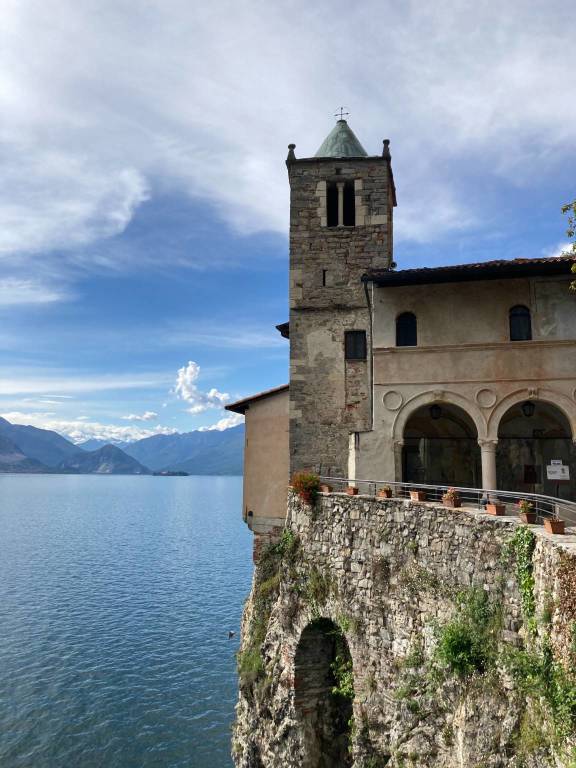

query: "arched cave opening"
xmin=293 ymin=618 xmax=354 ymax=768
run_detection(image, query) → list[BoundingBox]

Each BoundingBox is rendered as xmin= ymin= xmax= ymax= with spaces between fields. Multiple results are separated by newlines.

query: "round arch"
xmin=400 ymin=400 xmax=482 ymax=487
xmin=487 ymin=388 xmax=576 ymax=442
xmin=294 ymin=618 xmax=353 ymax=767
xmin=494 ymin=396 xmax=576 ymax=499
xmin=393 ymin=390 xmax=487 ymax=443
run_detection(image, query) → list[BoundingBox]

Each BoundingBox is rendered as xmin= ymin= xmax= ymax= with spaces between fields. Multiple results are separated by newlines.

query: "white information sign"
xmin=546 ymin=463 xmax=570 ymax=481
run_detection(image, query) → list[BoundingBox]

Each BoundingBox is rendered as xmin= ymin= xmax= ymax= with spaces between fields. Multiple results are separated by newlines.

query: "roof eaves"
xmin=225 ymin=384 xmax=289 ymax=414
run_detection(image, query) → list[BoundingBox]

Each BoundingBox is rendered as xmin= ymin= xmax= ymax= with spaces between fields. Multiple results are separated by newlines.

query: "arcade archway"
xmin=402 ymin=403 xmax=481 ymax=487
xmin=497 ymin=401 xmax=575 ymax=499
xmin=294 ymin=619 xmax=353 ymax=767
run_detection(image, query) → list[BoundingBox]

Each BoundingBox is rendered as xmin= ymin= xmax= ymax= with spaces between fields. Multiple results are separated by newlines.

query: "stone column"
xmin=478 ymin=439 xmax=498 ymax=493
xmin=337 ymin=182 xmax=345 ymax=226
xmin=393 ymin=440 xmax=404 ymax=484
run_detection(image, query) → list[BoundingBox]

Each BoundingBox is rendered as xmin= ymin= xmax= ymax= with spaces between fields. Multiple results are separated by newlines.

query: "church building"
xmin=227 ymin=118 xmax=576 ymax=544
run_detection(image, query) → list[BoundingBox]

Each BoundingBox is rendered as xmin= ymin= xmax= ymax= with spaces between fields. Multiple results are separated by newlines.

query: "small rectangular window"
xmin=326 ymin=183 xmax=338 ymax=227
xmin=345 ymin=330 xmax=367 ymax=360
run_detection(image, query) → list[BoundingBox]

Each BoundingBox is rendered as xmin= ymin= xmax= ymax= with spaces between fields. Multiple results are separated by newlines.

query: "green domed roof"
xmin=315 ymin=120 xmax=368 ymax=158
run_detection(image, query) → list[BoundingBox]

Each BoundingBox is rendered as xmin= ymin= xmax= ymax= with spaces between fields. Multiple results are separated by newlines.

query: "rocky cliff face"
xmin=233 ymin=493 xmax=576 ymax=767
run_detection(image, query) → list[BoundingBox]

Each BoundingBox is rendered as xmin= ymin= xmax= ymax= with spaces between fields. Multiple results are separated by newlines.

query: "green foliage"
xmin=291 ymin=472 xmax=320 ymax=504
xmin=561 ymin=200 xmax=576 ymax=291
xmin=506 ymin=526 xmax=537 ymax=632
xmin=331 ymin=652 xmax=354 ymax=699
xmin=237 ymin=529 xmax=300 ymax=689
xmin=434 ymin=588 xmax=500 ymax=678
xmin=304 ymin=565 xmax=332 ymax=616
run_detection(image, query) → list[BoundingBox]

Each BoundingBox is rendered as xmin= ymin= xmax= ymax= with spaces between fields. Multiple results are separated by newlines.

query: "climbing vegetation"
xmin=434 ymin=588 xmax=501 ymax=679
xmin=237 ymin=529 xmax=300 ymax=690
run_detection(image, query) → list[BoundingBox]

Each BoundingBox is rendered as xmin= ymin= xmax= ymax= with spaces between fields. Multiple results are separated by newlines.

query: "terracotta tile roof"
xmin=226 ymin=384 xmax=289 ymax=414
xmin=363 ymin=255 xmax=575 ymax=286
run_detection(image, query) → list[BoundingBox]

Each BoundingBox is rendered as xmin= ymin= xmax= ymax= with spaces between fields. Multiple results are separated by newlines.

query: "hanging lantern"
xmin=521 ymin=401 xmax=535 ymax=418
xmin=430 ymin=404 xmax=442 ymax=420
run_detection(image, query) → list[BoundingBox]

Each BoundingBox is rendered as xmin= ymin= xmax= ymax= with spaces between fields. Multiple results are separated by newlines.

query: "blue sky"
xmin=0 ymin=0 xmax=574 ymax=442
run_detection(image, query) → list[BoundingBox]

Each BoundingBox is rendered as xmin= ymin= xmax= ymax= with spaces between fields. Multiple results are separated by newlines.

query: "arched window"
xmin=326 ymin=183 xmax=338 ymax=227
xmin=396 ymin=312 xmax=417 ymax=347
xmin=509 ymin=305 xmax=532 ymax=341
xmin=342 ymin=182 xmax=355 ymax=226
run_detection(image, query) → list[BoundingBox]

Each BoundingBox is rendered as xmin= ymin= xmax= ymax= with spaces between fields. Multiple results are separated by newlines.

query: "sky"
xmin=0 ymin=0 xmax=575 ymax=443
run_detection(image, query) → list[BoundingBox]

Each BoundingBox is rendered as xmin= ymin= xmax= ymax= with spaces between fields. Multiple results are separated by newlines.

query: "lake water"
xmin=0 ymin=475 xmax=253 ymax=768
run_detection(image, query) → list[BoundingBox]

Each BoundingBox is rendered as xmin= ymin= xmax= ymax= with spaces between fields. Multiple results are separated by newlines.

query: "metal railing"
xmin=318 ymin=476 xmax=576 ymax=526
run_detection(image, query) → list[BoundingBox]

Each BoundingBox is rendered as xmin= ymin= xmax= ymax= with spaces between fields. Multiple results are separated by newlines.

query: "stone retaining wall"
xmin=233 ymin=493 xmax=576 ymax=767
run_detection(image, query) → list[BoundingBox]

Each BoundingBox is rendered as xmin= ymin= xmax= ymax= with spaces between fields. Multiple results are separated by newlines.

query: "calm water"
xmin=0 ymin=475 xmax=252 ymax=768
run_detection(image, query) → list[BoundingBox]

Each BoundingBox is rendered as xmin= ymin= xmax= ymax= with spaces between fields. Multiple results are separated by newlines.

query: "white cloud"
xmin=0 ymin=0 xmax=574 ymax=274
xmin=0 ymin=411 xmax=176 ymax=444
xmin=174 ymin=361 xmax=229 ymax=414
xmin=198 ymin=412 xmax=244 ymax=431
xmin=121 ymin=411 xmax=158 ymax=422
xmin=542 ymin=242 xmax=572 ymax=260
xmin=0 ymin=278 xmax=71 ymax=306
xmin=0 ymin=369 xmax=171 ymax=396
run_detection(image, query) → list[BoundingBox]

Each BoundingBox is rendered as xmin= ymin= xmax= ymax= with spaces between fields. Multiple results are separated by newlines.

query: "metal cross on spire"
xmin=334 ymin=106 xmax=350 ymax=121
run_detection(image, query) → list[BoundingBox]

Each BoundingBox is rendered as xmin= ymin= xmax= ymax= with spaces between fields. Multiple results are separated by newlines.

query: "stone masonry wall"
xmin=288 ymin=156 xmax=393 ymax=476
xmin=233 ymin=492 xmax=576 ymax=767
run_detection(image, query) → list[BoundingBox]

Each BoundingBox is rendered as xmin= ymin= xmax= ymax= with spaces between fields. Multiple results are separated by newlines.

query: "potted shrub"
xmin=346 ymin=486 xmax=359 ymax=496
xmin=517 ymin=499 xmax=537 ymax=524
xmin=486 ymin=502 xmax=506 ymax=516
xmin=291 ymin=472 xmax=320 ymax=505
xmin=410 ymin=489 xmax=427 ymax=502
xmin=544 ymin=516 xmax=565 ymax=535
xmin=377 ymin=485 xmax=393 ymax=499
xmin=320 ymin=483 xmax=333 ymax=494
xmin=442 ymin=487 xmax=461 ymax=508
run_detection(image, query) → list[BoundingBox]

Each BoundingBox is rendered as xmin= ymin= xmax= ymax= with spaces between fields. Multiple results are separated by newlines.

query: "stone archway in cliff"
xmin=293 ymin=618 xmax=353 ymax=768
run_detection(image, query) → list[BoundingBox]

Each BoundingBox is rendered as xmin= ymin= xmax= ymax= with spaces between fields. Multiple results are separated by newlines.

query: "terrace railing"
xmin=318 ymin=476 xmax=576 ymax=527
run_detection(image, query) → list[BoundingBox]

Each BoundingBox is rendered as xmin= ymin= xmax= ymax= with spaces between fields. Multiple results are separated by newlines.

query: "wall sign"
xmin=546 ymin=462 xmax=570 ymax=481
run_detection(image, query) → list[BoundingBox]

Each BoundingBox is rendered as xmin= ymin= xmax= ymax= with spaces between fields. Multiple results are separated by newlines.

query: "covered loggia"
xmin=293 ymin=619 xmax=353 ymax=768
xmin=496 ymin=400 xmax=576 ymax=499
xmin=402 ymin=403 xmax=481 ymax=488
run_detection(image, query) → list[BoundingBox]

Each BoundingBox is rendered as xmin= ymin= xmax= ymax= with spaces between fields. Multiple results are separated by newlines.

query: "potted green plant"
xmin=517 ymin=499 xmax=536 ymax=524
xmin=346 ymin=485 xmax=359 ymax=496
xmin=442 ymin=487 xmax=461 ymax=508
xmin=544 ymin=516 xmax=565 ymax=535
xmin=410 ymin=489 xmax=427 ymax=502
xmin=377 ymin=485 xmax=393 ymax=499
xmin=291 ymin=472 xmax=320 ymax=505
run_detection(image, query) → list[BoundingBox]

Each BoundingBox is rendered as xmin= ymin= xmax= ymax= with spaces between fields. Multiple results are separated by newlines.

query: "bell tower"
xmin=286 ymin=118 xmax=396 ymax=477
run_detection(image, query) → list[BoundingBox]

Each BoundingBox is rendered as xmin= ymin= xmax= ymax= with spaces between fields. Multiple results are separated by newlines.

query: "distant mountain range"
xmin=0 ymin=417 xmax=244 ymax=475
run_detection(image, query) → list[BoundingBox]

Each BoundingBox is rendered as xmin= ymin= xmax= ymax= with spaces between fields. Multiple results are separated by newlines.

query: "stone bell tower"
xmin=286 ymin=118 xmax=396 ymax=477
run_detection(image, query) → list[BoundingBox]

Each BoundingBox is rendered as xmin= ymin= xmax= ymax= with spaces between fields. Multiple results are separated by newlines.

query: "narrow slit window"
xmin=509 ymin=305 xmax=532 ymax=341
xmin=396 ymin=312 xmax=417 ymax=347
xmin=343 ymin=181 xmax=355 ymax=226
xmin=345 ymin=330 xmax=367 ymax=360
xmin=326 ymin=183 xmax=338 ymax=227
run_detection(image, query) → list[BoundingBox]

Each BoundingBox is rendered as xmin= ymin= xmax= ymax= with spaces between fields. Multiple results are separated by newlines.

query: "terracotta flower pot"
xmin=486 ymin=503 xmax=506 ymax=516
xmin=378 ymin=489 xmax=392 ymax=499
xmin=519 ymin=512 xmax=537 ymax=524
xmin=443 ymin=498 xmax=461 ymax=508
xmin=346 ymin=486 xmax=359 ymax=496
xmin=320 ymin=484 xmax=333 ymax=494
xmin=544 ymin=518 xmax=565 ymax=535
xmin=410 ymin=490 xmax=426 ymax=502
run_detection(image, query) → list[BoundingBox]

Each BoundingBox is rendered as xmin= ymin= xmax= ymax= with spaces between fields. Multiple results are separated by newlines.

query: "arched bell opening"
xmin=293 ymin=618 xmax=354 ymax=768
xmin=402 ymin=402 xmax=481 ymax=487
xmin=497 ymin=401 xmax=575 ymax=498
